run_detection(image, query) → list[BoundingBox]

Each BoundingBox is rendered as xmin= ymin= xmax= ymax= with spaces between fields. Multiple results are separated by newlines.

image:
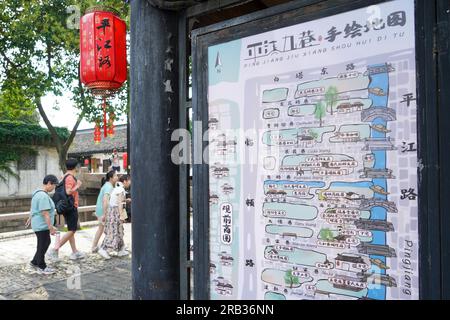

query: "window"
xmin=18 ymin=154 xmax=37 ymax=171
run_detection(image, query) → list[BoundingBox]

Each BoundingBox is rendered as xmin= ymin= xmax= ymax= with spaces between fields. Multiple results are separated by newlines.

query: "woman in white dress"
xmin=98 ymin=175 xmax=131 ymax=259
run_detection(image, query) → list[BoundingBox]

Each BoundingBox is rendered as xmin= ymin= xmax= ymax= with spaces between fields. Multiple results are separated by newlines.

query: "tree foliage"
xmin=284 ymin=269 xmax=300 ymax=289
xmin=0 ymin=0 xmax=130 ymax=172
xmin=325 ymin=86 xmax=339 ymax=115
xmin=0 ymin=120 xmax=69 ymax=181
xmin=314 ymin=100 xmax=326 ymax=127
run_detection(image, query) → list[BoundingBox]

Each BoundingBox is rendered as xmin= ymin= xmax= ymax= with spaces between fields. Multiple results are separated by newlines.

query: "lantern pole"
xmin=130 ymin=0 xmax=180 ymax=300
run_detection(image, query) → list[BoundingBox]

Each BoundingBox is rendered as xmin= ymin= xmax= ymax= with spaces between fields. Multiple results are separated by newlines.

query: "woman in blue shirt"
xmin=28 ymin=175 xmax=59 ymax=275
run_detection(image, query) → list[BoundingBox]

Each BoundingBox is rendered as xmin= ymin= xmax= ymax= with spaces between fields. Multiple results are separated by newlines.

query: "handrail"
xmin=0 ymin=205 xmax=97 ymax=222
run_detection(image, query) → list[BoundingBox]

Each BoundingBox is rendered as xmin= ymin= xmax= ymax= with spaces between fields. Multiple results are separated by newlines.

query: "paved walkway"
xmin=0 ymin=224 xmax=132 ymax=300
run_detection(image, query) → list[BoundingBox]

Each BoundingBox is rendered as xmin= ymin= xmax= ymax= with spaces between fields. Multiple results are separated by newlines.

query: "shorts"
xmin=63 ymin=207 xmax=79 ymax=232
xmin=112 ymin=166 xmax=120 ymax=172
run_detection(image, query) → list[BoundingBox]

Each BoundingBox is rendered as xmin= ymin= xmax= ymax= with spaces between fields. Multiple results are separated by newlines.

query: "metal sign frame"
xmin=191 ymin=0 xmax=441 ymax=299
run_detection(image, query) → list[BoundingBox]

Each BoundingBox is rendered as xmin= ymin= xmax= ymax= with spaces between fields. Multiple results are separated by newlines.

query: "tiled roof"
xmin=68 ymin=124 xmax=127 ymax=156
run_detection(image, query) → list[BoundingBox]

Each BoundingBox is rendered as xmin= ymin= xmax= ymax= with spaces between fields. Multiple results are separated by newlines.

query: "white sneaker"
xmin=46 ymin=248 xmax=59 ymax=261
xmin=98 ymin=248 xmax=111 ymax=260
xmin=29 ymin=262 xmax=39 ymax=270
xmin=38 ymin=267 xmax=56 ymax=275
xmin=69 ymin=251 xmax=86 ymax=260
xmin=117 ymin=249 xmax=129 ymax=257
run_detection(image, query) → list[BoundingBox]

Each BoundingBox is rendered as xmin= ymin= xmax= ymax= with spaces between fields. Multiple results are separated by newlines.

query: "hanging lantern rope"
xmin=103 ymin=98 xmax=108 ymax=138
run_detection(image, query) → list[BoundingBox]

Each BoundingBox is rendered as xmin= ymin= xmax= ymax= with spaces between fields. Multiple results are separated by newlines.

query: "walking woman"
xmin=98 ymin=175 xmax=131 ymax=259
xmin=28 ymin=175 xmax=59 ymax=275
xmin=91 ymin=170 xmax=118 ymax=253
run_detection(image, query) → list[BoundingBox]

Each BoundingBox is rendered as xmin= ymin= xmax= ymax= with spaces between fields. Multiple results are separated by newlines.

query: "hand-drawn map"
xmin=207 ymin=0 xmax=418 ymax=300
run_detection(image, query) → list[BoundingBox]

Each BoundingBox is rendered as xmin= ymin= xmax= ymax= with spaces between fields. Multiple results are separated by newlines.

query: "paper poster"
xmin=207 ymin=0 xmax=418 ymax=300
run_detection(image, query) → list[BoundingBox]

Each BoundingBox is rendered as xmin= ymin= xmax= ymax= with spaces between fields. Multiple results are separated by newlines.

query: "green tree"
xmin=314 ymin=101 xmax=326 ymax=127
xmin=319 ymin=228 xmax=335 ymax=241
xmin=0 ymin=120 xmax=69 ymax=181
xmin=0 ymin=86 xmax=41 ymax=123
xmin=325 ymin=86 xmax=339 ymax=115
xmin=309 ymin=130 xmax=319 ymax=140
xmin=284 ymin=269 xmax=300 ymax=289
xmin=0 ymin=0 xmax=129 ymax=171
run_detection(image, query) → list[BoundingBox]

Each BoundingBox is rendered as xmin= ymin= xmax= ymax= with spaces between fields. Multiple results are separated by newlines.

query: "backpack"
xmin=52 ymin=174 xmax=76 ymax=215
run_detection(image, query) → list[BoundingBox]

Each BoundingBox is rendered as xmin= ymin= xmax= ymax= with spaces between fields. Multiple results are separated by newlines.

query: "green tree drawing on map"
xmin=314 ymin=101 xmax=326 ymax=127
xmin=319 ymin=228 xmax=335 ymax=241
xmin=284 ymin=270 xmax=300 ymax=289
xmin=309 ymin=130 xmax=319 ymax=140
xmin=325 ymin=86 xmax=339 ymax=115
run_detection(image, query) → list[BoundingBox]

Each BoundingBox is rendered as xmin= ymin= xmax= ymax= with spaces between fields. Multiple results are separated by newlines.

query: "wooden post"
xmin=130 ymin=0 xmax=180 ymax=300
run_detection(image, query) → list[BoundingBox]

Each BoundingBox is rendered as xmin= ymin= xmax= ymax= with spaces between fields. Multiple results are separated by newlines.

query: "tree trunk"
xmin=36 ymin=79 xmax=87 ymax=173
xmin=58 ymin=150 xmax=67 ymax=173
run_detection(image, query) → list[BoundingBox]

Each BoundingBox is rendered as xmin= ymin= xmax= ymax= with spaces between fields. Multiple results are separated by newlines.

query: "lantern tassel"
xmin=103 ymin=98 xmax=107 ymax=138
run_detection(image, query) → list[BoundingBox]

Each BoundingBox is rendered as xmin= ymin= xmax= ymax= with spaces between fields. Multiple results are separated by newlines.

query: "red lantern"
xmin=94 ymin=122 xmax=102 ymax=144
xmin=80 ymin=6 xmax=127 ymax=135
xmin=80 ymin=6 xmax=127 ymax=97
xmin=108 ymin=112 xmax=115 ymax=137
xmin=122 ymin=152 xmax=128 ymax=171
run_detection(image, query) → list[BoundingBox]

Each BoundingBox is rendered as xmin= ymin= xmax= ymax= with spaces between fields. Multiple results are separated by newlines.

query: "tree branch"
xmin=35 ymin=96 xmax=63 ymax=152
xmin=62 ymin=75 xmax=87 ymax=152
xmin=46 ymin=41 xmax=53 ymax=81
xmin=0 ymin=50 xmax=18 ymax=69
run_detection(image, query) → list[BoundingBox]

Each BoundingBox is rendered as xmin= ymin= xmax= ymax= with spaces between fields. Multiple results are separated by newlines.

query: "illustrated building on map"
xmin=336 ymin=102 xmax=364 ymax=113
xmin=357 ymin=243 xmax=397 ymax=257
xmin=219 ymin=252 xmax=234 ymax=266
xmin=354 ymin=218 xmax=395 ymax=232
xmin=216 ymin=139 xmax=237 ymax=155
xmin=359 ymin=272 xmax=397 ymax=287
xmin=344 ymin=192 xmax=365 ymax=200
xmin=221 ymin=183 xmax=234 ymax=195
xmin=266 ymin=189 xmax=287 ymax=200
xmin=209 ymin=194 xmax=219 ymax=205
xmin=209 ymin=117 xmax=219 ymax=130
xmin=213 ymin=276 xmax=233 ymax=295
xmin=359 ymin=167 xmax=395 ymax=179
xmin=212 ymin=166 xmax=229 ymax=178
xmin=335 ymin=253 xmax=368 ymax=273
xmin=373 ymin=274 xmax=397 ymax=287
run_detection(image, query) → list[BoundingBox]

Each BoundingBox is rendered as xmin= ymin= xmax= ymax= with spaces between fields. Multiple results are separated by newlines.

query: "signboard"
xmin=207 ymin=0 xmax=418 ymax=300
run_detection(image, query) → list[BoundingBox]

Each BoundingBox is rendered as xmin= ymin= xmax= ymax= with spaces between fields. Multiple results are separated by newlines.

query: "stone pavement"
xmin=0 ymin=223 xmax=132 ymax=300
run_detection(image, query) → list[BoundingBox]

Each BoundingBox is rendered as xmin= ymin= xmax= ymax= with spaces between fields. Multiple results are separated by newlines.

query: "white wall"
xmin=0 ymin=146 xmax=62 ymax=198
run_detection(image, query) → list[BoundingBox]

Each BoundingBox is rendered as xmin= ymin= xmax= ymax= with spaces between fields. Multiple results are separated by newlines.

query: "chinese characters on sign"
xmin=246 ymin=11 xmax=407 ymax=60
xmin=96 ymin=17 xmax=112 ymax=69
xmin=220 ymin=203 xmax=233 ymax=245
